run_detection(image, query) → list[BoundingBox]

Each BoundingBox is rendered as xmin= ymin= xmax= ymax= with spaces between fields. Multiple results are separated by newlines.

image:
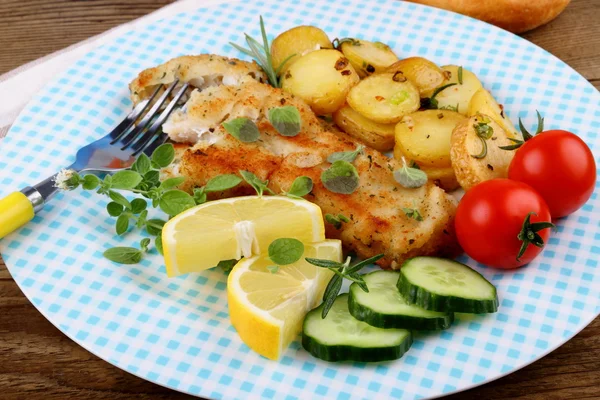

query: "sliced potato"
xmin=422 ymin=165 xmax=460 ymax=192
xmin=347 ymin=73 xmax=420 ymax=124
xmin=467 ymin=88 xmax=520 ymax=139
xmin=281 ymin=49 xmax=359 ymax=115
xmin=434 ymin=65 xmax=482 ymax=115
xmin=332 ymin=104 xmax=396 ymax=151
xmin=340 ymin=38 xmax=399 ymax=77
xmin=271 ymin=26 xmax=332 ymax=75
xmin=387 ymin=57 xmax=446 ymax=98
xmin=450 ymin=114 xmax=516 ymax=191
xmin=394 ymin=110 xmax=466 ymax=168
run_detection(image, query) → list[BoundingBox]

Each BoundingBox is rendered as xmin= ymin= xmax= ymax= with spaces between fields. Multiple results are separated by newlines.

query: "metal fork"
xmin=0 ymin=80 xmax=189 ymax=239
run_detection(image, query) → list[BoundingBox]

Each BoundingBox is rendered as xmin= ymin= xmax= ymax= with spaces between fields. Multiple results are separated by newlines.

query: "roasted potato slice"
xmin=271 ymin=26 xmax=332 ymax=75
xmin=467 ymin=88 xmax=520 ymax=139
xmin=387 ymin=57 xmax=446 ymax=98
xmin=332 ymin=104 xmax=396 ymax=151
xmin=450 ymin=114 xmax=516 ymax=191
xmin=433 ymin=65 xmax=483 ymax=115
xmin=339 ymin=38 xmax=399 ymax=77
xmin=394 ymin=110 xmax=466 ymax=168
xmin=347 ymin=72 xmax=420 ymax=124
xmin=281 ymin=49 xmax=359 ymax=115
xmin=421 ymin=165 xmax=460 ymax=192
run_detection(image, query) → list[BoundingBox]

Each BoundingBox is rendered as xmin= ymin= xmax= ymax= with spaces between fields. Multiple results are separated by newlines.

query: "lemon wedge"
xmin=162 ymin=196 xmax=325 ymax=277
xmin=227 ymin=239 xmax=342 ymax=360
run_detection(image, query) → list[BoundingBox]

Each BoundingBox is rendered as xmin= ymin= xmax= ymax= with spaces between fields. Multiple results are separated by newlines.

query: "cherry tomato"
xmin=508 ymin=130 xmax=596 ymax=218
xmin=455 ymin=179 xmax=554 ymax=269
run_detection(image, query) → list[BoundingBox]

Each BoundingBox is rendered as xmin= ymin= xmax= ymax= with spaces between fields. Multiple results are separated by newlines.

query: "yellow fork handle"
xmin=0 ymin=192 xmax=35 ymax=239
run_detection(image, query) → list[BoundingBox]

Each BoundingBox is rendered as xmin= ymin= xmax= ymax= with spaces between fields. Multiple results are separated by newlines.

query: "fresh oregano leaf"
xmin=287 ymin=176 xmax=313 ymax=198
xmin=321 ymin=160 xmax=359 ymax=194
xmin=160 ymin=176 xmax=186 ymax=190
xmin=267 ymin=106 xmax=301 ymax=137
xmin=155 ymin=236 xmax=164 ymax=255
xmin=239 ymin=170 xmax=274 ymax=196
xmin=115 ymin=214 xmax=129 ymax=235
xmin=268 ymin=238 xmax=305 ymax=265
xmin=111 ymin=170 xmax=143 ymax=190
xmin=193 ymin=188 xmax=207 ymax=205
xmin=131 ymin=153 xmax=151 ymax=174
xmin=159 ymin=189 xmax=196 ymax=216
xmin=146 ymin=219 xmax=166 ymax=236
xmin=140 ymin=238 xmax=151 ymax=253
xmin=136 ymin=210 xmax=148 ymax=229
xmin=106 ymin=202 xmax=124 ymax=217
xmin=204 ymin=174 xmax=243 ymax=192
xmin=394 ymin=159 xmax=428 ymax=189
xmin=223 ymin=118 xmax=260 ymax=143
xmin=108 ymin=190 xmax=131 ymax=209
xmin=103 ymin=247 xmax=143 ymax=264
xmin=327 ymin=145 xmax=364 ymax=163
xmin=82 ymin=174 xmax=101 ymax=190
xmin=152 ymin=143 xmax=175 ymax=168
xmin=266 ymin=265 xmax=280 ymax=274
xmin=130 ymin=198 xmax=147 ymax=214
xmin=144 ymin=170 xmax=160 ymax=186
xmin=217 ymin=259 xmax=237 ymax=273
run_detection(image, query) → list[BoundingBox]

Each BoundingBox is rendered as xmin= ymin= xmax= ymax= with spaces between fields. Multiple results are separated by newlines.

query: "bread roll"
xmin=406 ymin=0 xmax=570 ymax=33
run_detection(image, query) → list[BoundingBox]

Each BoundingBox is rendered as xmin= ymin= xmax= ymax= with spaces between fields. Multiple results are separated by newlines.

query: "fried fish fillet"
xmin=131 ymin=55 xmax=460 ymax=269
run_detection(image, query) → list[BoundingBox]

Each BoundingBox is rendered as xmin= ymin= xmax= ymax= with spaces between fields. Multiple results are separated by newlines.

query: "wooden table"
xmin=0 ymin=1 xmax=598 ymax=399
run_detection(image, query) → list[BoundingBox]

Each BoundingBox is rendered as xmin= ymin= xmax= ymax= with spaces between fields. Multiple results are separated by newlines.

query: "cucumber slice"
xmin=302 ymin=294 xmax=412 ymax=362
xmin=349 ymin=270 xmax=454 ymax=330
xmin=397 ymin=257 xmax=499 ymax=313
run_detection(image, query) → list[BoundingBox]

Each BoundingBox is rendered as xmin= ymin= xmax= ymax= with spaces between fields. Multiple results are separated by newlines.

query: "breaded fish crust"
xmin=132 ymin=55 xmax=460 ymax=269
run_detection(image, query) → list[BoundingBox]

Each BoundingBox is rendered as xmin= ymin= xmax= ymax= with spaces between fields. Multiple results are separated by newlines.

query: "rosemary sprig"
xmin=305 ymin=253 xmax=385 ymax=318
xmin=499 ymin=110 xmax=545 ymax=151
xmin=421 ymin=83 xmax=457 ymax=109
xmin=229 ymin=16 xmax=288 ymax=88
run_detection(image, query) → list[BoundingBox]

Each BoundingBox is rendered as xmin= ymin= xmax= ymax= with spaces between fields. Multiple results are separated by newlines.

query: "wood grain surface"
xmin=0 ymin=1 xmax=599 ymax=399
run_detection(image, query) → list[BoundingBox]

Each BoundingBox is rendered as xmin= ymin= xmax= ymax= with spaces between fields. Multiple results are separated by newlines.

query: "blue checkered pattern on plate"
xmin=0 ymin=0 xmax=599 ymax=398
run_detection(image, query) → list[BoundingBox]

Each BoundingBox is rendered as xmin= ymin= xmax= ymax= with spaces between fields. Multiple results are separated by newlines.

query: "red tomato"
xmin=455 ymin=179 xmax=554 ymax=269
xmin=508 ymin=130 xmax=596 ymax=218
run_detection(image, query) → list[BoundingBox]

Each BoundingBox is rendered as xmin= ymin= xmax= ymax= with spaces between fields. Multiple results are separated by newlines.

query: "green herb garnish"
xmin=286 ymin=176 xmax=313 ymax=199
xmin=421 ymin=83 xmax=457 ymax=109
xmin=306 ymin=254 xmax=384 ymax=318
xmin=472 ymin=117 xmax=494 ymax=159
xmin=57 ymin=143 xmax=197 ymax=264
xmin=268 ymin=106 xmax=301 ymax=137
xmin=394 ymin=158 xmax=428 ymax=188
xmin=325 ymin=213 xmax=350 ymax=230
xmin=268 ymin=238 xmax=305 ymax=265
xmin=321 ymin=160 xmax=360 ymax=194
xmin=327 ymin=145 xmax=364 ymax=163
xmin=499 ymin=110 xmax=544 ymax=151
xmin=402 ymin=205 xmax=423 ymax=221
xmin=229 ymin=16 xmax=284 ymax=88
xmin=103 ymin=242 xmax=150 ymax=265
xmin=267 ymin=265 xmax=280 ymax=274
xmin=223 ymin=117 xmax=260 ymax=143
xmin=217 ymin=259 xmax=238 ymax=273
xmin=239 ymin=170 xmax=275 ymax=196
xmin=458 ymin=66 xmax=463 ymax=85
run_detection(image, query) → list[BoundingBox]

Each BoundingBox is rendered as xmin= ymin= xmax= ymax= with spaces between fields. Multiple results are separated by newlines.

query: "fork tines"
xmin=110 ymin=80 xmax=189 ymax=156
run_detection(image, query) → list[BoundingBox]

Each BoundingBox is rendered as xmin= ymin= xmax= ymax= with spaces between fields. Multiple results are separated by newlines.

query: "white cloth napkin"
xmin=0 ymin=0 xmax=234 ymax=139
